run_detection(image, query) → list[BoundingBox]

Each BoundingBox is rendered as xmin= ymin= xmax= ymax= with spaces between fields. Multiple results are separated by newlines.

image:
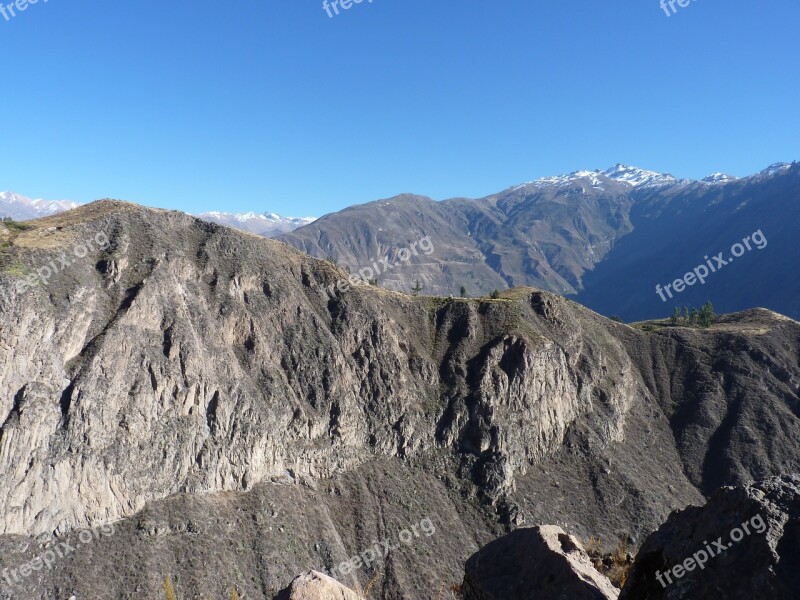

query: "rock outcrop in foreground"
xmin=277 ymin=570 xmax=361 ymax=600
xmin=461 ymin=525 xmax=619 ymax=600
xmin=620 ymin=474 xmax=800 ymax=600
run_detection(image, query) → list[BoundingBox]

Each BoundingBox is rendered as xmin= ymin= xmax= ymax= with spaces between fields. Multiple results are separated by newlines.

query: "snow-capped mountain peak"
xmin=197 ymin=211 xmax=316 ymax=238
xmin=601 ymin=164 xmax=678 ymax=188
xmin=515 ymin=164 xmax=678 ymax=191
xmin=701 ymin=173 xmax=738 ymax=184
xmin=0 ymin=191 xmax=81 ymax=220
xmin=532 ymin=170 xmax=607 ymax=189
xmin=758 ymin=162 xmax=792 ymax=177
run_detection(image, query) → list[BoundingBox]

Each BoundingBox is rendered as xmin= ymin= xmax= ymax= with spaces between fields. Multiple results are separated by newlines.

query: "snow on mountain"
xmin=510 ymin=162 xmax=794 ymax=194
xmin=601 ymin=164 xmax=678 ymax=188
xmin=532 ymin=170 xmax=608 ymax=189
xmin=198 ymin=211 xmax=316 ymax=238
xmin=701 ymin=173 xmax=739 ymax=184
xmin=0 ymin=192 xmax=81 ymax=220
xmin=0 ymin=190 xmax=314 ymax=240
xmin=511 ymin=164 xmax=680 ymax=192
xmin=756 ymin=162 xmax=792 ymax=178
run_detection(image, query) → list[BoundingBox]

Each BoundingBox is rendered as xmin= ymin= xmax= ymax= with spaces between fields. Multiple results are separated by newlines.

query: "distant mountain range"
xmin=197 ymin=210 xmax=316 ymax=237
xmin=277 ymin=161 xmax=800 ymax=320
xmin=0 ymin=191 xmax=80 ymax=220
xmin=5 ymin=160 xmax=797 ymax=321
xmin=1 ymin=192 xmax=316 ymax=238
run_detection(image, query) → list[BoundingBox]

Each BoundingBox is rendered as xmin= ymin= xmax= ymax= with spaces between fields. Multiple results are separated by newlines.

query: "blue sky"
xmin=1 ymin=0 xmax=798 ymax=217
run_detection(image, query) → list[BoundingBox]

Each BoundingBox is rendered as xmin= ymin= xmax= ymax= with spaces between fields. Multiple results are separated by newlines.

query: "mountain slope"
xmin=275 ymin=164 xmax=693 ymax=298
xmin=278 ymin=162 xmax=800 ymax=320
xmin=577 ymin=162 xmax=800 ymax=320
xmin=277 ymin=180 xmax=639 ymax=297
xmin=0 ymin=202 xmax=799 ymax=599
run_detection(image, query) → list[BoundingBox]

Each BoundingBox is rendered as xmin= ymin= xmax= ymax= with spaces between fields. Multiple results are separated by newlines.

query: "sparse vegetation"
xmin=670 ymin=302 xmax=717 ymax=328
xmin=607 ymin=538 xmax=633 ymax=588
xmin=448 ymin=583 xmax=464 ymax=599
xmin=412 ymin=280 xmax=423 ymax=296
xmin=699 ymin=301 xmax=716 ymax=327
xmin=460 ymin=285 xmax=467 ymax=298
xmin=164 ymin=577 xmax=177 ymax=600
xmin=362 ymin=572 xmax=381 ymax=598
xmin=434 ymin=581 xmax=463 ymax=600
xmin=610 ymin=315 xmax=623 ymax=323
xmin=0 ymin=262 xmax=29 ymax=277
xmin=584 ymin=536 xmax=634 ymax=590
xmin=489 ymin=289 xmax=501 ymax=299
xmin=585 ymin=535 xmax=603 ymax=558
xmin=1 ymin=217 xmax=32 ymax=232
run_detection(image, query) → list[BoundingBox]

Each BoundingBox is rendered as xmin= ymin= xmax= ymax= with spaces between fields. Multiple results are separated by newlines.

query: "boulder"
xmin=462 ymin=525 xmax=619 ymax=599
xmin=620 ymin=474 xmax=800 ymax=599
xmin=277 ymin=570 xmax=362 ymax=600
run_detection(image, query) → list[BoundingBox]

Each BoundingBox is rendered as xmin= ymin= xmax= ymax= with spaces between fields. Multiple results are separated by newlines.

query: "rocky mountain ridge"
xmin=278 ymin=162 xmax=800 ymax=320
xmin=0 ymin=201 xmax=798 ymax=599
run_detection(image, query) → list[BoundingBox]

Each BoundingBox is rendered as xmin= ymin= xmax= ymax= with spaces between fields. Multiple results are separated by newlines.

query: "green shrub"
xmin=1 ymin=217 xmax=32 ymax=232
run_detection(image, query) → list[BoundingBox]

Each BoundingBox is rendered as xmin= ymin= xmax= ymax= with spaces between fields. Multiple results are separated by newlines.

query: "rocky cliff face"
xmin=620 ymin=475 xmax=800 ymax=600
xmin=1 ymin=202 xmax=799 ymax=599
xmin=0 ymin=202 xmax=640 ymax=539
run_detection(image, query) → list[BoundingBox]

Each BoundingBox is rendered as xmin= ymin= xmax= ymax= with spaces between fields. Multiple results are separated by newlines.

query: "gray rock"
xmin=620 ymin=474 xmax=800 ymax=600
xmin=462 ymin=525 xmax=618 ymax=600
xmin=277 ymin=571 xmax=361 ymax=600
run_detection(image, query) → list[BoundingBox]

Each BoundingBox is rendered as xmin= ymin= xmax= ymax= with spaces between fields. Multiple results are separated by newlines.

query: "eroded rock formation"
xmin=462 ymin=525 xmax=619 ymax=600
xmin=620 ymin=474 xmax=800 ymax=600
xmin=0 ymin=201 xmax=798 ymax=599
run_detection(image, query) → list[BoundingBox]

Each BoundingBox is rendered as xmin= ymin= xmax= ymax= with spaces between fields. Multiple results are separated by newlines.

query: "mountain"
xmin=277 ymin=162 xmax=800 ymax=320
xmin=0 ymin=191 xmax=80 ymax=220
xmin=198 ymin=210 xmax=316 ymax=238
xmin=6 ymin=161 xmax=798 ymax=321
xmin=1 ymin=191 xmax=315 ymax=239
xmin=576 ymin=162 xmax=800 ymax=321
xmin=1 ymin=201 xmax=798 ymax=599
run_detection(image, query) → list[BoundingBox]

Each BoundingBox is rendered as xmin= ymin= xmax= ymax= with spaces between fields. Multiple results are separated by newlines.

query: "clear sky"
xmin=1 ymin=0 xmax=798 ymax=217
